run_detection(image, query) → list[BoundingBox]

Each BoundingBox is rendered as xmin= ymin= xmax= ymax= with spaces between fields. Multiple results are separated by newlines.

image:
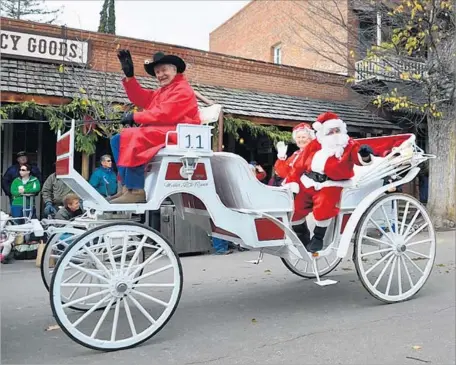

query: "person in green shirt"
xmin=10 ymin=164 xmax=41 ymax=222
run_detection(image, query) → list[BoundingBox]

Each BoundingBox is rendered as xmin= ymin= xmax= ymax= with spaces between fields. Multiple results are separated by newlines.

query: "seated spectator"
xmin=0 ymin=231 xmax=14 ymax=264
xmin=42 ymin=168 xmax=74 ymax=218
xmin=10 ymin=164 xmax=40 ymax=222
xmin=268 ymin=169 xmax=284 ymax=187
xmin=89 ymin=155 xmax=118 ymax=198
xmin=55 ymin=194 xmax=84 ymax=221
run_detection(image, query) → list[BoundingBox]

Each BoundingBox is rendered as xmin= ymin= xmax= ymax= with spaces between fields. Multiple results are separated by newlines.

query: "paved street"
xmin=1 ymin=231 xmax=455 ymax=365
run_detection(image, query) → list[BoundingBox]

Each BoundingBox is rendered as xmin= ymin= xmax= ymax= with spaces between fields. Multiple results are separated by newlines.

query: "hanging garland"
xmin=1 ymin=101 xmax=292 ymax=155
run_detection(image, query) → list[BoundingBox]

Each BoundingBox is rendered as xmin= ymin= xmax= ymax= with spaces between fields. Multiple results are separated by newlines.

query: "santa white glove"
xmin=276 ymin=141 xmax=288 ymax=160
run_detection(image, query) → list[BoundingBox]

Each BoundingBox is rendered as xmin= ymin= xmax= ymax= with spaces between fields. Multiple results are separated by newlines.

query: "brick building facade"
xmin=210 ymin=0 xmax=350 ymax=74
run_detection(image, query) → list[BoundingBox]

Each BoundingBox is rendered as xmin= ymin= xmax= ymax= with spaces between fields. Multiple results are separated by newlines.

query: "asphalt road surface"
xmin=1 ymin=231 xmax=455 ymax=365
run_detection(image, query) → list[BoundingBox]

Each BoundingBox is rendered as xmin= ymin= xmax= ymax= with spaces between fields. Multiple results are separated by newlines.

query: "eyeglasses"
xmin=105 ymin=160 xmax=112 ymax=163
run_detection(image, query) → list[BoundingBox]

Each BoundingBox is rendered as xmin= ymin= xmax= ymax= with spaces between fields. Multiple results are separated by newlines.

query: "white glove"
xmin=276 ymin=141 xmax=288 ymax=160
xmin=283 ymin=182 xmax=300 ymax=194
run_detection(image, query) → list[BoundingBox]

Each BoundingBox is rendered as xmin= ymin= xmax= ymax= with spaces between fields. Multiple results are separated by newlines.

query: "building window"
xmin=272 ymin=44 xmax=282 ymax=64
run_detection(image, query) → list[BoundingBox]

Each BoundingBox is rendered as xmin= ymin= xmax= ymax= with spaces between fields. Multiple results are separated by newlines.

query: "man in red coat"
xmin=291 ymin=112 xmax=374 ymax=252
xmin=110 ymin=50 xmax=201 ymax=204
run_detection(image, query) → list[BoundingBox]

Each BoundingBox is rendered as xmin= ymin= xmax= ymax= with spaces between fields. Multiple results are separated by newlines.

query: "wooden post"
xmin=81 ymin=153 xmax=90 ymax=180
xmin=217 ymin=109 xmax=224 ymax=152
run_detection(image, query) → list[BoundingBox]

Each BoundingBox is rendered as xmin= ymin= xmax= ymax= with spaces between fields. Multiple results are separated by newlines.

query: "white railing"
xmin=354 ymin=57 xmax=427 ymax=83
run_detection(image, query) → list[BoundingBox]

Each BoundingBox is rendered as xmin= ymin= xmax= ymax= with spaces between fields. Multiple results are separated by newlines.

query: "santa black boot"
xmin=293 ymin=222 xmax=310 ymax=248
xmin=308 ymin=226 xmax=327 ymax=253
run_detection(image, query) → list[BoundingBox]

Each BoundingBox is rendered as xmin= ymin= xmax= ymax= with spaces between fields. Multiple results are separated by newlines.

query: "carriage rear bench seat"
xmin=210 ymin=152 xmax=293 ymax=213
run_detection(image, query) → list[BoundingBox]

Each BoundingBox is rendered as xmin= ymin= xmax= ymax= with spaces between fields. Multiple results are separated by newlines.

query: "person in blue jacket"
xmin=88 ymin=155 xmax=118 ymax=198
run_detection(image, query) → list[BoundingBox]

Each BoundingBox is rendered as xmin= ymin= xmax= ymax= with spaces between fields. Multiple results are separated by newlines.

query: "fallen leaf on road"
xmin=412 ymin=345 xmax=422 ymax=350
xmin=342 ymin=267 xmax=352 ymax=271
xmin=45 ymin=325 xmax=60 ymax=332
xmin=436 ymin=263 xmax=445 ymax=267
xmin=264 ymin=269 xmax=271 ymax=274
xmin=251 ymin=318 xmax=257 ymax=324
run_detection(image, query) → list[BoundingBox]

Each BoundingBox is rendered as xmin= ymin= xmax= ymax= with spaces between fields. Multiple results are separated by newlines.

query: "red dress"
xmin=118 ymin=74 xmax=201 ymax=167
xmin=290 ymin=139 xmax=366 ymax=223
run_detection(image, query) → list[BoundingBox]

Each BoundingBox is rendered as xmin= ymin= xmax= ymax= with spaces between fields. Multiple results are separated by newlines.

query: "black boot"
xmin=308 ymin=226 xmax=327 ymax=253
xmin=293 ymin=222 xmax=310 ymax=249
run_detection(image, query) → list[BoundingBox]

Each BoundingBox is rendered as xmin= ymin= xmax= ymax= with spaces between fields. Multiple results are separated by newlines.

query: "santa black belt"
xmin=305 ymin=171 xmax=329 ymax=183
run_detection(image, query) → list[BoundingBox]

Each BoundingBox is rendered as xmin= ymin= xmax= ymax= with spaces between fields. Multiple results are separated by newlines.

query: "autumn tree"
xmin=0 ymin=0 xmax=61 ymax=23
xmin=98 ymin=0 xmax=116 ymax=35
xmin=283 ymin=0 xmax=455 ymax=228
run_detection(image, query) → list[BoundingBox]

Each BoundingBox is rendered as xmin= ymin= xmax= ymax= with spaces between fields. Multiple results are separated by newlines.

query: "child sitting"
xmin=0 ymin=231 xmax=14 ymax=264
xmin=55 ymin=194 xmax=83 ymax=221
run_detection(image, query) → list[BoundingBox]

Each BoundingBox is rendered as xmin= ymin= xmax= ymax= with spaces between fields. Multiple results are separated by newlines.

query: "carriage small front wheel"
xmin=50 ymin=222 xmax=183 ymax=351
xmin=354 ymin=193 xmax=436 ymax=303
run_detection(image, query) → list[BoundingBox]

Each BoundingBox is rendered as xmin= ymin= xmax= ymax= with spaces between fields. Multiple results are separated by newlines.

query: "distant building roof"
xmin=1 ymin=59 xmax=398 ymax=130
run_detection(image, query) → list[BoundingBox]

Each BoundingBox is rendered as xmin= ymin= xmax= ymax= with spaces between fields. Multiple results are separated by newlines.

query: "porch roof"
xmin=1 ymin=59 xmax=398 ymax=130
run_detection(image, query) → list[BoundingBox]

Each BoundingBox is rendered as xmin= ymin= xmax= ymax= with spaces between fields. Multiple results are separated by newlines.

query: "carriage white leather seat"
xmin=210 ymin=152 xmax=293 ymax=212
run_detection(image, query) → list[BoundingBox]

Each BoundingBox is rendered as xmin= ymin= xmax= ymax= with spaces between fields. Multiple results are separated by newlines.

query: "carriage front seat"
xmin=210 ymin=152 xmax=293 ymax=213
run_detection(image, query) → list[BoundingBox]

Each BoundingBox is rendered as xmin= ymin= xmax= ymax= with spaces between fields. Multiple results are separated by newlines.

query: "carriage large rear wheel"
xmin=354 ymin=193 xmax=435 ymax=303
xmin=50 ymin=222 xmax=183 ymax=351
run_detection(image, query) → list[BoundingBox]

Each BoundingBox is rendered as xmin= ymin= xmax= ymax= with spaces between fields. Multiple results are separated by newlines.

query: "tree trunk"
xmin=426 ymin=110 xmax=456 ymax=229
xmin=81 ymin=153 xmax=90 ymax=180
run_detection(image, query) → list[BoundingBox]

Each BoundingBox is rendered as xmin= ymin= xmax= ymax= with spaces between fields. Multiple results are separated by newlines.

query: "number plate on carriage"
xmin=177 ymin=124 xmax=212 ymax=151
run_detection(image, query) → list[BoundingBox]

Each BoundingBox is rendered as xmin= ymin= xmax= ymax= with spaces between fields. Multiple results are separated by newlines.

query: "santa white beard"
xmin=318 ymin=132 xmax=349 ymax=159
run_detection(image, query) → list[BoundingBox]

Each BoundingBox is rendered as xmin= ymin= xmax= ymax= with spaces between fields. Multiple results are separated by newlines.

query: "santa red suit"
xmin=274 ymin=123 xmax=315 ymax=224
xmin=290 ymin=112 xmax=373 ymax=252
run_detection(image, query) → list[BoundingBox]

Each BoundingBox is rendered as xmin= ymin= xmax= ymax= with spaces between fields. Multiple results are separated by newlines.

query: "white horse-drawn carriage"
xmin=1 ymin=110 xmax=436 ymax=352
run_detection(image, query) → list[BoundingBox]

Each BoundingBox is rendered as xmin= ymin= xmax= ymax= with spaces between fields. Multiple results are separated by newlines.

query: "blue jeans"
xmin=110 ymin=134 xmax=145 ymax=189
xmin=419 ymin=175 xmax=428 ymax=204
xmin=10 ymin=205 xmax=36 ymax=224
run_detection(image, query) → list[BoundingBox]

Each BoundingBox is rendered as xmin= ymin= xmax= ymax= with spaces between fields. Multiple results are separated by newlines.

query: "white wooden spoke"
xmin=67 ymin=273 xmax=87 ymax=301
xmin=373 ymin=254 xmax=395 ymax=289
xmin=365 ymin=251 xmax=394 ymax=275
xmin=404 ymin=222 xmax=429 ymax=243
xmin=130 ymin=289 xmax=169 ymax=307
xmin=133 ymin=264 xmax=173 ymax=282
xmin=406 ymin=238 xmax=433 ymax=247
xmin=406 ymin=249 xmax=430 ymax=260
xmin=127 ymin=293 xmax=156 ymax=324
xmin=385 ymin=257 xmax=397 ymax=295
xmin=323 ymin=256 xmax=330 ymax=268
xmin=85 ymin=274 xmax=93 ymax=298
xmin=62 ymin=289 xmax=110 ymax=309
xmin=120 ymin=235 xmax=128 ymax=271
xmin=105 ymin=238 xmax=119 ymax=274
xmin=403 ymin=253 xmax=424 ymax=275
xmin=123 ymin=297 xmax=137 ymax=336
xmin=368 ymin=218 xmax=395 ymax=245
xmin=400 ymin=201 xmax=410 ymax=235
xmin=133 ymin=283 xmax=175 ymax=288
xmin=397 ymin=256 xmax=402 ymax=295
xmin=401 ymin=256 xmax=414 ymax=289
xmin=62 ymin=270 xmax=81 ymax=284
xmin=68 ymin=262 xmax=110 ymax=283
xmin=61 ymin=282 xmax=109 ymax=288
xmin=129 ymin=247 xmax=164 ymax=278
xmin=381 ymin=204 xmax=394 ymax=233
xmin=82 ymin=246 xmax=112 ymax=277
xmin=403 ymin=210 xmax=420 ymax=238
xmin=126 ymin=236 xmax=147 ymax=276
xmin=110 ymin=298 xmax=121 ymax=342
xmin=90 ymin=298 xmax=116 ymax=339
xmin=362 ymin=235 xmax=394 ymax=248
xmin=360 ymin=247 xmax=393 ymax=258
xmin=72 ymin=294 xmax=111 ymax=327
xmin=393 ymin=199 xmax=399 ymax=233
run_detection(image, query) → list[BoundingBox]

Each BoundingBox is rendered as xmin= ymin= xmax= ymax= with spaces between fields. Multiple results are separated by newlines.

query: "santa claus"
xmin=290 ymin=112 xmax=374 ymax=253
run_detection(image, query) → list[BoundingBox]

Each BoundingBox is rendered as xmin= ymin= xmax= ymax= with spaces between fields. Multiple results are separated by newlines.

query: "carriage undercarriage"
xmin=1 ymin=119 xmax=436 ymax=352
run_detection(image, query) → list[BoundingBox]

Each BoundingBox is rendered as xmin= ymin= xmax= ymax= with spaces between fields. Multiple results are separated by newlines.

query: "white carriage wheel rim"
xmin=356 ymin=194 xmax=436 ymax=302
xmin=42 ymin=227 xmax=86 ymax=291
xmin=50 ymin=223 xmax=182 ymax=350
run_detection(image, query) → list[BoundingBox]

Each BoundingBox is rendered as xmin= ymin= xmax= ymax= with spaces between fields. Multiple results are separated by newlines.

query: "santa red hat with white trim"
xmin=312 ymin=112 xmax=346 ymax=135
xmin=292 ymin=122 xmax=315 ymax=142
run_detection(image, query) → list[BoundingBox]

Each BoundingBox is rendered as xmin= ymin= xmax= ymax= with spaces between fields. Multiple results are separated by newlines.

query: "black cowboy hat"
xmin=144 ymin=52 xmax=186 ymax=77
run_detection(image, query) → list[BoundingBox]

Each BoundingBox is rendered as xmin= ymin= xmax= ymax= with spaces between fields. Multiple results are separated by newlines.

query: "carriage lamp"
xmin=180 ymin=151 xmax=199 ymax=180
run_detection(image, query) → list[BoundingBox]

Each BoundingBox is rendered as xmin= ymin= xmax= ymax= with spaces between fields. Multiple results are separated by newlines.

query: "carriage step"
xmin=314 ymin=279 xmax=338 ymax=286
